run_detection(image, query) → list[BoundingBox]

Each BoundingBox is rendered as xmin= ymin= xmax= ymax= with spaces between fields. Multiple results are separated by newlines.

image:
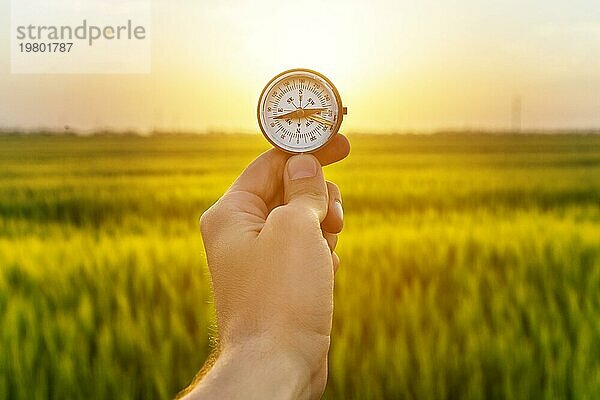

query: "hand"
xmin=180 ymin=134 xmax=350 ymax=400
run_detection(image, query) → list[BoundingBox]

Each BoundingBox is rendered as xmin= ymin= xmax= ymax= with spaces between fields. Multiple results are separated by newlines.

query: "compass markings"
xmin=263 ymin=74 xmax=339 ymax=150
xmin=308 ymin=127 xmax=319 ymax=138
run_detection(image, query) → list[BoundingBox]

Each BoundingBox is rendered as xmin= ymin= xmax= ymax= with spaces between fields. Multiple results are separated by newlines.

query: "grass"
xmin=0 ymin=132 xmax=599 ymax=399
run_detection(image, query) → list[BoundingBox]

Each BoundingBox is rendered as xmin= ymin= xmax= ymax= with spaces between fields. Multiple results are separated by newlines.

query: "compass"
xmin=257 ymin=68 xmax=347 ymax=153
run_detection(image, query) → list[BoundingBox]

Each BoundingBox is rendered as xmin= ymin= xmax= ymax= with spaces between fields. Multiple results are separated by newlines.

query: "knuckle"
xmin=291 ymin=178 xmax=328 ymax=200
xmin=326 ymin=181 xmax=342 ymax=202
xmin=269 ymin=205 xmax=316 ymax=230
xmin=326 ymin=180 xmax=340 ymax=194
xmin=302 ymin=189 xmax=328 ymax=205
xmin=285 ymin=205 xmax=310 ymax=221
xmin=199 ymin=204 xmax=221 ymax=235
xmin=266 ymin=205 xmax=286 ymax=222
xmin=199 ymin=210 xmax=212 ymax=235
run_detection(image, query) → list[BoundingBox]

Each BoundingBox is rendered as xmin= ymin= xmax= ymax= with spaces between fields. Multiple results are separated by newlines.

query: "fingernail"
xmin=333 ymin=199 xmax=344 ymax=221
xmin=287 ymin=155 xmax=317 ymax=180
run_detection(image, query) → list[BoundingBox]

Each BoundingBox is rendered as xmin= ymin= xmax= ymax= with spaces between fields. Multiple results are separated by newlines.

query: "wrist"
xmin=188 ymin=335 xmax=311 ymax=400
xmin=220 ymin=319 xmax=331 ymax=373
xmin=223 ymin=335 xmax=311 ymax=380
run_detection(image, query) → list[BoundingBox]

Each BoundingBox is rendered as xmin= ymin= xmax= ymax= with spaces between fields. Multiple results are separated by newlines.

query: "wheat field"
xmin=1 ymin=133 xmax=599 ymax=399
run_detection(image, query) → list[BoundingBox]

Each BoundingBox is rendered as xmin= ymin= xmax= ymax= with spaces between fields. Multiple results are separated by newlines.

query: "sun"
xmin=154 ymin=0 xmax=420 ymax=132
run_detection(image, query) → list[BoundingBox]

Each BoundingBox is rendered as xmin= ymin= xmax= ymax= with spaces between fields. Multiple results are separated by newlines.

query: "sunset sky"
xmin=1 ymin=0 xmax=599 ymax=133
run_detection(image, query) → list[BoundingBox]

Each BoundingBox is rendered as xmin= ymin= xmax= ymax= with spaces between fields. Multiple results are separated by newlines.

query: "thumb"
xmin=283 ymin=154 xmax=329 ymax=222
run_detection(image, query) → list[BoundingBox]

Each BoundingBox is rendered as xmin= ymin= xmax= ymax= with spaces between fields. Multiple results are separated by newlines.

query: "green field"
xmin=1 ymin=133 xmax=599 ymax=399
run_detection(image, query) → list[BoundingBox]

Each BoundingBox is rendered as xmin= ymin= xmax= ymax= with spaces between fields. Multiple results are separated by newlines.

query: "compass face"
xmin=258 ymin=69 xmax=345 ymax=153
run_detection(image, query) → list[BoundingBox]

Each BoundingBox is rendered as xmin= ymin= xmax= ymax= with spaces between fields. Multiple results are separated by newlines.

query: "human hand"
xmin=181 ymin=134 xmax=349 ymax=400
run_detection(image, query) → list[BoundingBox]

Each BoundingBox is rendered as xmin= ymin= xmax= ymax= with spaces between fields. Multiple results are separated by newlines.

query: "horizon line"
xmin=2 ymin=128 xmax=600 ymax=136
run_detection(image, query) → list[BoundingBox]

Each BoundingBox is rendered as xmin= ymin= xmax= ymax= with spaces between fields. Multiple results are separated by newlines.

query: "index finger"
xmin=314 ymin=133 xmax=351 ymax=166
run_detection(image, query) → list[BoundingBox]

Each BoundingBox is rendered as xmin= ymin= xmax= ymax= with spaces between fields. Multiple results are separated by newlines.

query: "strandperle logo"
xmin=15 ymin=20 xmax=147 ymax=46
xmin=11 ymin=0 xmax=151 ymax=74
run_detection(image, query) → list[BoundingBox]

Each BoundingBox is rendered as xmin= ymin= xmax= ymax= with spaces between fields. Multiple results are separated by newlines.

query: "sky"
xmin=1 ymin=0 xmax=600 ymax=133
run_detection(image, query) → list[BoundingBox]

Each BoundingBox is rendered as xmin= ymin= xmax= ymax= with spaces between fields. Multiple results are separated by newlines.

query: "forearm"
xmin=181 ymin=337 xmax=311 ymax=400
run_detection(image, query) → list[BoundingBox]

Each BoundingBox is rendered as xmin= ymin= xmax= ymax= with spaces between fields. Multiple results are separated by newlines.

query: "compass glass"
xmin=258 ymin=69 xmax=343 ymax=153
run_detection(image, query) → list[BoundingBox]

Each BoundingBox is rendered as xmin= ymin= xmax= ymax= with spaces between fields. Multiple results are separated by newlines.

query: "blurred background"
xmin=1 ymin=0 xmax=600 ymax=399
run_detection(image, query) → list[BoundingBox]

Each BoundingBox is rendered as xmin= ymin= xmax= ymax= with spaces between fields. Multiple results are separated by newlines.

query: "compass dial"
xmin=258 ymin=68 xmax=346 ymax=153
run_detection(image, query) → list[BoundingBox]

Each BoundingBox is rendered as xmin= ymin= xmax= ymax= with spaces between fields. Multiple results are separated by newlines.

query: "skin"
xmin=179 ymin=134 xmax=350 ymax=400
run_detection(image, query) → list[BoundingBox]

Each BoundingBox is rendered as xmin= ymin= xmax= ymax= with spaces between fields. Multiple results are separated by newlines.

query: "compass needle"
xmin=258 ymin=69 xmax=347 ymax=153
xmin=273 ymin=110 xmax=302 ymax=120
xmin=307 ymin=115 xmax=333 ymax=126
